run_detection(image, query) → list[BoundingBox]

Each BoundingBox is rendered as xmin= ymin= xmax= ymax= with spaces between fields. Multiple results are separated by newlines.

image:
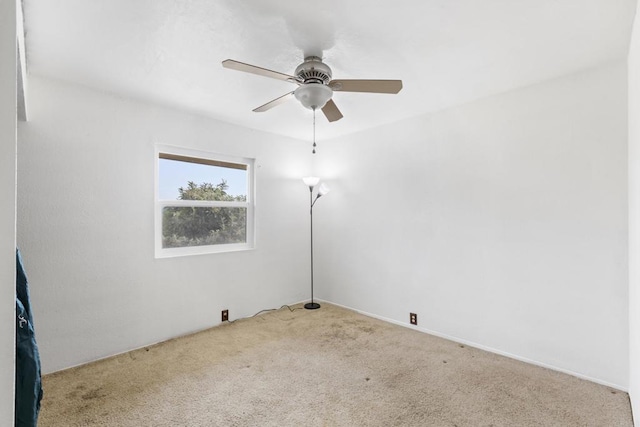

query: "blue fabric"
xmin=15 ymin=249 xmax=43 ymax=427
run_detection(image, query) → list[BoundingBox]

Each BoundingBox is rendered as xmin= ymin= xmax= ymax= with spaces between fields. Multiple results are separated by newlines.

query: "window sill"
xmin=155 ymin=243 xmax=255 ymax=259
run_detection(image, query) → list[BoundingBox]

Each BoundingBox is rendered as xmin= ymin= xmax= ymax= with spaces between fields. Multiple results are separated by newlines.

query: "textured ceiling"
xmin=23 ymin=0 xmax=637 ymax=141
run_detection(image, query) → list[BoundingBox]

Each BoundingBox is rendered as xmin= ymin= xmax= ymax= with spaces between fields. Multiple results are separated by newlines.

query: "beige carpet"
xmin=39 ymin=303 xmax=632 ymax=426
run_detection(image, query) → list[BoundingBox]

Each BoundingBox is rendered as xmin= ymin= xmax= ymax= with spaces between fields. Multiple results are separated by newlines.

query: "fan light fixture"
xmin=294 ymin=83 xmax=333 ymax=110
xmin=222 ymin=56 xmax=402 ymax=122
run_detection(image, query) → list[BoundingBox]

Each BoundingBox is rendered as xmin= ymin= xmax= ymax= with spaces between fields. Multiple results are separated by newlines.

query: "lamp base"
xmin=304 ymin=302 xmax=321 ymax=310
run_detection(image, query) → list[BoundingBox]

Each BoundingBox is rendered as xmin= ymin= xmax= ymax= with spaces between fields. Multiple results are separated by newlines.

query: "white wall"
xmin=629 ymin=4 xmax=640 ymax=423
xmin=17 ymin=76 xmax=312 ymax=373
xmin=0 ymin=0 xmax=16 ymax=423
xmin=316 ymin=61 xmax=629 ymax=388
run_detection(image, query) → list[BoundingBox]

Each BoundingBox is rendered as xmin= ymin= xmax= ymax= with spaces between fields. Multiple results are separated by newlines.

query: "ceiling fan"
xmin=222 ymin=56 xmax=403 ymax=122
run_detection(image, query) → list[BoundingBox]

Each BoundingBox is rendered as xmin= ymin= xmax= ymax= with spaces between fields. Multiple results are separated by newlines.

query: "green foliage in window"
xmin=162 ymin=180 xmax=247 ymax=248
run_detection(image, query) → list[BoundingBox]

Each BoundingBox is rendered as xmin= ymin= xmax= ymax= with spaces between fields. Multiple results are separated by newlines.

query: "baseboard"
xmin=318 ymin=299 xmax=628 ymax=392
xmin=45 ymin=299 xmax=313 ymax=376
xmin=630 ymin=390 xmax=638 ymax=427
xmin=48 ymin=298 xmax=628 ymax=392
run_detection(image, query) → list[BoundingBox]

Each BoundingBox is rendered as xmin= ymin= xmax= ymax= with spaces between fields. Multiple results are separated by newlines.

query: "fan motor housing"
xmin=295 ymin=56 xmax=332 ymax=85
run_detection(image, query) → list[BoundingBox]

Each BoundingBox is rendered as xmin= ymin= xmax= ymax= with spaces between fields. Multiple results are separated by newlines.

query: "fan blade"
xmin=329 ymin=79 xmax=403 ymax=94
xmin=253 ymin=91 xmax=295 ymax=112
xmin=321 ymin=99 xmax=343 ymax=122
xmin=222 ymin=59 xmax=298 ymax=83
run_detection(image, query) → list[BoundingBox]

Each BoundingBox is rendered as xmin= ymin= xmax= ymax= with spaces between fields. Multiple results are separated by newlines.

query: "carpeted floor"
xmin=39 ymin=303 xmax=632 ymax=426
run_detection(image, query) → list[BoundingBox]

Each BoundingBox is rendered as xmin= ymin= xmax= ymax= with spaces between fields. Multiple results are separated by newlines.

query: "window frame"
xmin=154 ymin=145 xmax=255 ymax=258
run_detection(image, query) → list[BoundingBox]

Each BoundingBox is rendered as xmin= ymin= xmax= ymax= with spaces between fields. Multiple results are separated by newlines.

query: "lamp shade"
xmin=302 ymin=176 xmax=320 ymax=188
xmin=294 ymin=83 xmax=333 ymax=110
xmin=317 ymin=182 xmax=330 ymax=196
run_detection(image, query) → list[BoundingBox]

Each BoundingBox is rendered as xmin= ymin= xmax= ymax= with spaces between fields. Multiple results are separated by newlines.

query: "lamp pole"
xmin=302 ymin=177 xmax=329 ymax=310
xmin=306 ymin=186 xmax=319 ymax=309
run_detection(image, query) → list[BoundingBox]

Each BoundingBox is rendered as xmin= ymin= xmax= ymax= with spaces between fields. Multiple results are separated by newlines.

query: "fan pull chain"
xmin=312 ymin=108 xmax=317 ymax=154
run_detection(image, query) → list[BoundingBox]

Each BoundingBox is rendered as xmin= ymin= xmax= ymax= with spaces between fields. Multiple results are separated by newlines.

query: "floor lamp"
xmin=302 ymin=177 xmax=330 ymax=310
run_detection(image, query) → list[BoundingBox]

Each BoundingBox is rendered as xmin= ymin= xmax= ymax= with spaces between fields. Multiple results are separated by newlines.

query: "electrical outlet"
xmin=410 ymin=312 xmax=418 ymax=325
xmin=221 ymin=310 xmax=229 ymax=322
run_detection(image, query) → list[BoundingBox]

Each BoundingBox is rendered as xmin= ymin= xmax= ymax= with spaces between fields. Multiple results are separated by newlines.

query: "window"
xmin=155 ymin=146 xmax=255 ymax=257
